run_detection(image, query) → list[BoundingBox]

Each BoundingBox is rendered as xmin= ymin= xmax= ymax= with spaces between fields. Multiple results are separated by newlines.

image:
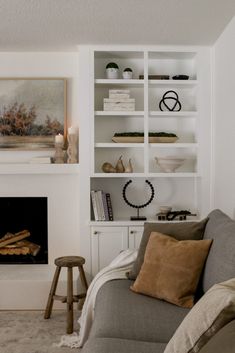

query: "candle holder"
xmin=67 ymin=133 xmax=78 ymax=164
xmin=54 ymin=142 xmax=64 ymax=164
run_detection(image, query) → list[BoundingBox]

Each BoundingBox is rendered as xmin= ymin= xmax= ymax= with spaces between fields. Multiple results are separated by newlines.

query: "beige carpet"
xmin=0 ymin=310 xmax=81 ymax=353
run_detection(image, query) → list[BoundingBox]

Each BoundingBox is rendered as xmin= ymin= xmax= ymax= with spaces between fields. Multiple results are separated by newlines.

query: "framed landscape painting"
xmin=0 ymin=78 xmax=66 ymax=149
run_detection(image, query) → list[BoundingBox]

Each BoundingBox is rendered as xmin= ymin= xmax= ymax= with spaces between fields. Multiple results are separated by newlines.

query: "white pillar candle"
xmin=55 ymin=133 xmax=64 ymax=144
xmin=68 ymin=127 xmax=76 ymax=135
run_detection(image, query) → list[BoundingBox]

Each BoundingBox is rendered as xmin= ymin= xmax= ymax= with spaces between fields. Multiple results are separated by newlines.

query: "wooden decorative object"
xmin=54 ymin=142 xmax=64 ymax=164
xmin=139 ymin=74 xmax=170 ymax=80
xmin=67 ymin=133 xmax=78 ymax=164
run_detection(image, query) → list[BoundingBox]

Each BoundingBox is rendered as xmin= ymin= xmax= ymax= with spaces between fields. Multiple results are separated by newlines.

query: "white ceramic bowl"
xmin=155 ymin=156 xmax=185 ymax=173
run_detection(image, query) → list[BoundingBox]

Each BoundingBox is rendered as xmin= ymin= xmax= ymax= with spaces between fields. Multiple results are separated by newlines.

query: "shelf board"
xmin=95 ymin=79 xmax=144 ymax=86
xmin=149 ymin=111 xmax=198 ymax=117
xmin=89 ymin=220 xmax=150 ymax=226
xmin=95 ymin=143 xmax=198 ymax=148
xmin=148 ymin=172 xmax=199 ymax=177
xmin=89 ymin=218 xmax=198 ymax=226
xmin=95 ymin=111 xmax=144 ymax=116
xmin=149 ymin=79 xmax=198 ymax=86
xmin=95 ymin=143 xmax=144 ymax=148
xmin=149 ymin=143 xmax=198 ymax=148
xmin=92 ymin=173 xmax=145 ymax=178
xmin=0 ymin=163 xmax=80 ymax=175
xmin=92 ymin=172 xmax=198 ymax=178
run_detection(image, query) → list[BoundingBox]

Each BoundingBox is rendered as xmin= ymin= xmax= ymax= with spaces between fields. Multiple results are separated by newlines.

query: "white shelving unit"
xmin=78 ymin=45 xmax=212 ymax=276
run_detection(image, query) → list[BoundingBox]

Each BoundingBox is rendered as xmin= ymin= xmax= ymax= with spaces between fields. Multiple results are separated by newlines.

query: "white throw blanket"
xmin=56 ymin=249 xmax=137 ymax=349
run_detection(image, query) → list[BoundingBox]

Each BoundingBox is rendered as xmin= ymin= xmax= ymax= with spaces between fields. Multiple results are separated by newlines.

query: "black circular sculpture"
xmin=122 ymin=180 xmax=155 ymax=221
xmin=159 ymin=90 xmax=182 ymax=112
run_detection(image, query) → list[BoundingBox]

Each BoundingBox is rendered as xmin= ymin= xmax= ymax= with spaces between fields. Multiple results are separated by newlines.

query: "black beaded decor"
xmin=122 ymin=180 xmax=155 ymax=221
xmin=159 ymin=90 xmax=182 ymax=112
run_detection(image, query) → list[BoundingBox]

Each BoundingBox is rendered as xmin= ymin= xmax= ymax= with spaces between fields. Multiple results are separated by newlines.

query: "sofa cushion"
xmin=128 ymin=218 xmax=208 ymax=280
xmin=203 ymin=209 xmax=235 ymax=292
xmin=164 ymin=278 xmax=235 ymax=353
xmin=89 ymin=279 xmax=190 ymax=343
xmin=131 ymin=232 xmax=212 ymax=308
xmin=81 ymin=337 xmax=166 ymax=353
xmin=198 ymin=320 xmax=235 ymax=353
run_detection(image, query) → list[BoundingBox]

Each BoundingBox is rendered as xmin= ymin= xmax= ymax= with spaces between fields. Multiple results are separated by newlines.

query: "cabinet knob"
xmin=94 ymin=231 xmax=99 ymax=235
xmin=130 ymin=230 xmax=136 ymax=234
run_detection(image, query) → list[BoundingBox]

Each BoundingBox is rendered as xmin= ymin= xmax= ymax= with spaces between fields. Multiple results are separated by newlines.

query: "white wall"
xmin=213 ymin=17 xmax=235 ymax=218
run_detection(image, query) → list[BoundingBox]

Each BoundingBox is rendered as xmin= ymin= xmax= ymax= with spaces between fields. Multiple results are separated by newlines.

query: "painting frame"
xmin=0 ymin=77 xmax=67 ymax=150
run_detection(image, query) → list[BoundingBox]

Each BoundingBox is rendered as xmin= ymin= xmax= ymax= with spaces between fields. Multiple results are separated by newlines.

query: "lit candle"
xmin=55 ymin=133 xmax=64 ymax=144
xmin=68 ymin=126 xmax=76 ymax=135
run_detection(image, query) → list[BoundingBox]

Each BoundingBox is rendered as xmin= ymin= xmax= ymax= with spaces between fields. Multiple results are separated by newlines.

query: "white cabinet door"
xmin=91 ymin=226 xmax=128 ymax=276
xmin=128 ymin=226 xmax=144 ymax=249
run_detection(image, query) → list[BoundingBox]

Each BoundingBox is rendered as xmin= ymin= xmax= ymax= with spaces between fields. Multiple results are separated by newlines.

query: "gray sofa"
xmin=81 ymin=209 xmax=235 ymax=353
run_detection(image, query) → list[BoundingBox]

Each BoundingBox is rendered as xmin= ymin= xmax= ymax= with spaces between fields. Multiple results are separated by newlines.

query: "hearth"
xmin=0 ymin=197 xmax=48 ymax=264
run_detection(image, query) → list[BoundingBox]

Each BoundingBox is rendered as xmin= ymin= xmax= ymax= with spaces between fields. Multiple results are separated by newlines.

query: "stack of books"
xmin=91 ymin=190 xmax=113 ymax=221
xmin=103 ymin=89 xmax=135 ymax=111
xmin=29 ymin=157 xmax=52 ymax=164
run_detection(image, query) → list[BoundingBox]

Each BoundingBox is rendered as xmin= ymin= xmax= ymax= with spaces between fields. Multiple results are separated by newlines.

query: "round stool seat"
xmin=55 ymin=256 xmax=85 ymax=268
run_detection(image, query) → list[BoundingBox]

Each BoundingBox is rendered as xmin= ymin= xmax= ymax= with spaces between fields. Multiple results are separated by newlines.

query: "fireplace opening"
xmin=0 ymin=197 xmax=48 ymax=264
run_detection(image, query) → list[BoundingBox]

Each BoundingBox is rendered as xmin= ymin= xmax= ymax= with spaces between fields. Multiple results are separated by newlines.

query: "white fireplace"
xmin=0 ymin=171 xmax=80 ymax=309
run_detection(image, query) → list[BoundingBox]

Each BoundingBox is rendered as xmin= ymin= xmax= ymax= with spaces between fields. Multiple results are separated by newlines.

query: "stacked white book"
xmin=103 ymin=89 xmax=135 ymax=111
xmin=29 ymin=157 xmax=52 ymax=164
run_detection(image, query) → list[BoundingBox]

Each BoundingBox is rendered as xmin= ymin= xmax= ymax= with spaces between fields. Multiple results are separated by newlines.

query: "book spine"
xmin=96 ymin=190 xmax=105 ymax=221
xmin=104 ymin=98 xmax=135 ymax=103
xmin=90 ymin=190 xmax=99 ymax=221
xmin=104 ymin=102 xmax=135 ymax=111
xmin=102 ymin=191 xmax=109 ymax=221
xmin=109 ymin=89 xmax=130 ymax=95
xmin=109 ymin=93 xmax=130 ymax=99
xmin=106 ymin=193 xmax=113 ymax=221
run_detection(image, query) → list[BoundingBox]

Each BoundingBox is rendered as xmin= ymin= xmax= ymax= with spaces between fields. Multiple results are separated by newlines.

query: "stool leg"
xmin=44 ymin=266 xmax=61 ymax=319
xmin=67 ymin=267 xmax=73 ymax=334
xmin=78 ymin=265 xmax=88 ymax=310
xmin=79 ymin=265 xmax=88 ymax=291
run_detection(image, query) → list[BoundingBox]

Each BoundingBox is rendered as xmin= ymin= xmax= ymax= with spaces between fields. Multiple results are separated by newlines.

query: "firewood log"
xmin=0 ymin=230 xmax=30 ymax=248
xmin=0 ymin=240 xmax=40 ymax=256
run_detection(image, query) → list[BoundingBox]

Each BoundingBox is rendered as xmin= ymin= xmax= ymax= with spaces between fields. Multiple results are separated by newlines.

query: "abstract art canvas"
xmin=0 ymin=78 xmax=66 ymax=149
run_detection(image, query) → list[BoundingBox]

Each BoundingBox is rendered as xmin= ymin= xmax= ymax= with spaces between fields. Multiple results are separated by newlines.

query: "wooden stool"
xmin=44 ymin=256 xmax=88 ymax=334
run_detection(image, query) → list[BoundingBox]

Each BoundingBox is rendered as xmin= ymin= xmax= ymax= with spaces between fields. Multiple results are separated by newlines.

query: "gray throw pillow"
xmin=202 ymin=209 xmax=235 ymax=292
xmin=127 ymin=218 xmax=209 ymax=280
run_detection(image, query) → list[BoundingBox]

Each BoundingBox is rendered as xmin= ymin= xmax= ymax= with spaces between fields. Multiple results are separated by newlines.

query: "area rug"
xmin=0 ymin=310 xmax=81 ymax=353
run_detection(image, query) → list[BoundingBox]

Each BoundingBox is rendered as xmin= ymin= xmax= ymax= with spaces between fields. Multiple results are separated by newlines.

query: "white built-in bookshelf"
xmin=78 ymin=46 xmax=212 ymax=275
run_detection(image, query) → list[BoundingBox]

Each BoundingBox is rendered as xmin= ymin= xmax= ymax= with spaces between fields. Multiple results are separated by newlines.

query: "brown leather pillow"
xmin=131 ymin=232 xmax=212 ymax=308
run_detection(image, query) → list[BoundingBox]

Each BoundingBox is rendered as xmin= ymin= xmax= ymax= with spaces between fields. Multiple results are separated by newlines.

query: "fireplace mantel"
xmin=0 ymin=163 xmax=79 ymax=174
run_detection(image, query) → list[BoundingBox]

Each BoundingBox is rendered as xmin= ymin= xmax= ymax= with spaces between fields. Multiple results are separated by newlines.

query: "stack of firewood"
xmin=0 ymin=230 xmax=41 ymax=256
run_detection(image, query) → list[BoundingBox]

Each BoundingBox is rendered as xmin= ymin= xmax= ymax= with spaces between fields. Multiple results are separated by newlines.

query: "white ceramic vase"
xmin=106 ymin=68 xmax=119 ymax=79
xmin=122 ymin=71 xmax=133 ymax=79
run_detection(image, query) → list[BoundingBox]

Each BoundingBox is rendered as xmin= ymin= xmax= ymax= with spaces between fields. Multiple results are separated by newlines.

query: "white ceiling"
xmin=0 ymin=0 xmax=234 ymax=51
